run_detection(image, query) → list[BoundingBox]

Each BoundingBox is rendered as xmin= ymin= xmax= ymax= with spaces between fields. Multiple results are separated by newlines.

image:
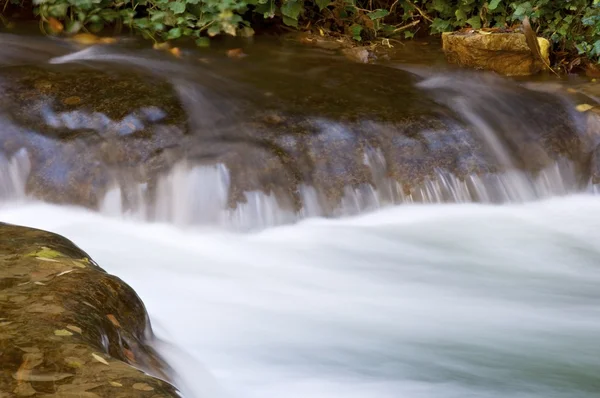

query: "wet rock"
xmin=0 ymin=35 xmax=590 ymax=217
xmin=442 ymin=31 xmax=550 ymax=76
xmin=0 ymin=223 xmax=179 ymax=397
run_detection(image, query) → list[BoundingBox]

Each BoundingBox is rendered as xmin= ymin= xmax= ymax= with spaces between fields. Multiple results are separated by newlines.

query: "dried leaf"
xmin=91 ymin=353 xmax=109 ymax=366
xmin=169 ymin=47 xmax=182 ymax=58
xmin=35 ymin=257 xmax=59 ymax=263
xmin=56 ymin=269 xmax=75 ymax=277
xmin=522 ymin=16 xmax=557 ymax=76
xmin=47 ymin=17 xmax=64 ymax=34
xmin=34 ymin=282 xmax=45 ymax=286
xmin=576 ymin=104 xmax=594 ymax=112
xmin=54 ymin=329 xmax=73 ymax=337
xmin=109 ymin=381 xmax=122 ymax=387
xmin=123 ymin=348 xmax=135 ymax=362
xmin=106 ymin=314 xmax=121 ymax=328
xmin=14 ymin=372 xmax=74 ymax=382
xmin=132 ymin=383 xmax=154 ymax=391
xmin=26 ymin=303 xmax=64 ymax=314
xmin=63 ymin=96 xmax=81 ymax=106
xmin=66 ymin=325 xmax=82 ymax=334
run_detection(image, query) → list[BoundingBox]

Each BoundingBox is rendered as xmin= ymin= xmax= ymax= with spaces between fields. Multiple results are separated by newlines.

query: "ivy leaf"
xmin=282 ymin=15 xmax=298 ymax=27
xmin=367 ymin=9 xmax=389 ymax=20
xmin=169 ymin=2 xmax=186 ymax=14
xmin=350 ymin=24 xmax=362 ymax=41
xmin=430 ymin=18 xmax=451 ymax=33
xmin=167 ymin=27 xmax=182 ymax=39
xmin=466 ymin=16 xmax=481 ymax=29
xmin=280 ymin=0 xmax=303 ymax=20
xmin=488 ymin=0 xmax=501 ymax=11
xmin=315 ymin=0 xmax=330 ymax=10
xmin=455 ymin=9 xmax=467 ymax=22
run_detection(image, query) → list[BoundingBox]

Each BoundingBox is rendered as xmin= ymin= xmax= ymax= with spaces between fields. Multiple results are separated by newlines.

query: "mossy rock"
xmin=0 ymin=223 xmax=180 ymax=397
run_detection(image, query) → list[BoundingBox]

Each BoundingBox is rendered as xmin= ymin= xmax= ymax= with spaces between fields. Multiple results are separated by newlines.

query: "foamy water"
xmin=2 ymin=195 xmax=600 ymax=398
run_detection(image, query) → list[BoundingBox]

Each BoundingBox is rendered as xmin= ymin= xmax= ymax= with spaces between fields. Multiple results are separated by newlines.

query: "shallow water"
xmin=2 ymin=195 xmax=600 ymax=398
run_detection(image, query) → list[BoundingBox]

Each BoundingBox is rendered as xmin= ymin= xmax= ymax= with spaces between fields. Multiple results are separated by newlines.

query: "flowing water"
xmin=1 ymin=33 xmax=600 ymax=398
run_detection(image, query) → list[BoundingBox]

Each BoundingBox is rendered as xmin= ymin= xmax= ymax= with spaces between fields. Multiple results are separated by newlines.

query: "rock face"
xmin=441 ymin=31 xmax=550 ymax=76
xmin=0 ymin=223 xmax=180 ymax=397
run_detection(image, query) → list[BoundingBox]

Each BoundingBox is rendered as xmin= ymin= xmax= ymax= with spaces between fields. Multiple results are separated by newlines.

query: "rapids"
xmin=1 ymin=32 xmax=600 ymax=398
xmin=1 ymin=196 xmax=600 ymax=398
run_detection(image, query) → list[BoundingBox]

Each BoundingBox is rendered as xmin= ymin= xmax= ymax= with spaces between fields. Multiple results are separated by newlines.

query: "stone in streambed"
xmin=0 ymin=223 xmax=180 ymax=397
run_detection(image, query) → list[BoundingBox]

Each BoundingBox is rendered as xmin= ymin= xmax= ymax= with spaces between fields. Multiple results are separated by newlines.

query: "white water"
xmin=2 ymin=195 xmax=600 ymax=398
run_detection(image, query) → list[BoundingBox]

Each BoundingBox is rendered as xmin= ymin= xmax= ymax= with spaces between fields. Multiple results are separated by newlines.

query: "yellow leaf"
xmin=109 ymin=381 xmax=122 ymax=387
xmin=54 ymin=329 xmax=73 ymax=337
xmin=576 ymin=104 xmax=594 ymax=112
xmin=132 ymin=383 xmax=154 ymax=391
xmin=28 ymin=247 xmax=62 ymax=259
xmin=91 ymin=353 xmax=109 ymax=366
xmin=319 ymin=28 xmax=324 ymax=36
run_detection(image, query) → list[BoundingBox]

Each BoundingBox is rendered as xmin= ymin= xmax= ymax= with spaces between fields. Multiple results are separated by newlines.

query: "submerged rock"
xmin=0 ymin=223 xmax=180 ymax=397
xmin=442 ymin=31 xmax=550 ymax=76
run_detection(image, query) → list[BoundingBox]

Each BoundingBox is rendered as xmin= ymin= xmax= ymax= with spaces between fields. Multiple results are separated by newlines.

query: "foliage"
xmin=6 ymin=0 xmax=600 ymax=63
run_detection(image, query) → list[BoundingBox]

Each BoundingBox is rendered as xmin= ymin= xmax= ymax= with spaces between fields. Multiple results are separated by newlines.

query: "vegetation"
xmin=3 ymin=0 xmax=600 ymax=65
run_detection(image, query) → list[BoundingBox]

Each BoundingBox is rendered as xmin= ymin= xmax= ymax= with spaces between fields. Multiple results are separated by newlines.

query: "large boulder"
xmin=441 ymin=31 xmax=550 ymax=76
xmin=0 ymin=223 xmax=180 ymax=397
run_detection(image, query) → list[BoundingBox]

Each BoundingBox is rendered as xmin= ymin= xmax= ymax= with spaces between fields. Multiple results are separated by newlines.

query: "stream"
xmin=1 ymin=33 xmax=600 ymax=398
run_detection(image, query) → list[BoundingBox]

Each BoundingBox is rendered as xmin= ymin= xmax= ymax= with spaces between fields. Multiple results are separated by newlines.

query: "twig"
xmin=405 ymin=0 xmax=433 ymax=23
xmin=392 ymin=19 xmax=420 ymax=34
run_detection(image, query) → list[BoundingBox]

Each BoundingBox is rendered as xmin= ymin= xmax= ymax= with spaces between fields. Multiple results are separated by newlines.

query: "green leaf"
xmin=280 ymin=0 xmax=303 ymax=20
xmin=430 ymin=18 xmax=451 ymax=33
xmin=367 ymin=9 xmax=389 ymax=20
xmin=282 ymin=15 xmax=298 ymax=27
xmin=48 ymin=3 xmax=68 ymax=18
xmin=315 ymin=0 xmax=330 ymax=10
xmin=404 ymin=30 xmax=415 ymax=39
xmin=466 ymin=16 xmax=481 ymax=29
xmin=350 ymin=23 xmax=362 ymax=37
xmin=169 ymin=2 xmax=186 ymax=14
xmin=167 ymin=27 xmax=182 ymax=39
xmin=488 ymin=0 xmax=502 ymax=11
xmin=455 ymin=9 xmax=467 ymax=22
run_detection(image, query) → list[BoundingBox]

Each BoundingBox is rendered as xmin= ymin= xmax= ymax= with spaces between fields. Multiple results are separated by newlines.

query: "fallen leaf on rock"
xmin=54 ymin=329 xmax=73 ymax=337
xmin=66 ymin=325 xmax=82 ymax=334
xmin=132 ymin=383 xmax=154 ymax=391
xmin=35 ymin=257 xmax=59 ymax=263
xmin=63 ymin=96 xmax=81 ymax=106
xmin=26 ymin=303 xmax=64 ymax=314
xmin=34 ymin=282 xmax=45 ymax=286
xmin=106 ymin=314 xmax=121 ymax=328
xmin=91 ymin=353 xmax=109 ymax=366
xmin=0 ymin=321 xmax=13 ymax=327
xmin=169 ymin=47 xmax=182 ymax=58
xmin=576 ymin=104 xmax=594 ymax=112
xmin=56 ymin=270 xmax=75 ymax=277
xmin=123 ymin=348 xmax=135 ymax=362
xmin=109 ymin=381 xmax=122 ymax=387
xmin=14 ymin=371 xmax=73 ymax=382
xmin=29 ymin=247 xmax=62 ymax=259
xmin=64 ymin=356 xmax=84 ymax=368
